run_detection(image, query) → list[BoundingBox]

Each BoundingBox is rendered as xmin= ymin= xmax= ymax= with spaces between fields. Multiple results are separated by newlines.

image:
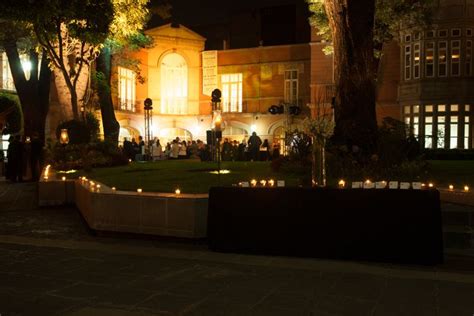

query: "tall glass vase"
xmin=311 ymin=137 xmax=326 ymax=187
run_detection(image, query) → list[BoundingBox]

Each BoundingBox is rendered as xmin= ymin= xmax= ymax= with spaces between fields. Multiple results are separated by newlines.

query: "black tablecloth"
xmin=208 ymin=187 xmax=443 ymax=265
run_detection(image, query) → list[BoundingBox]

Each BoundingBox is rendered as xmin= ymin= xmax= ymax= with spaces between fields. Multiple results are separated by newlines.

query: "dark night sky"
xmin=148 ymin=0 xmax=306 ymax=28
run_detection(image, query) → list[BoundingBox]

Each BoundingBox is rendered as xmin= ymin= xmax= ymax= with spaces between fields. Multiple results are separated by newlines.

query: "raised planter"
xmin=208 ymin=187 xmax=443 ymax=265
xmin=75 ymin=181 xmax=208 ymax=238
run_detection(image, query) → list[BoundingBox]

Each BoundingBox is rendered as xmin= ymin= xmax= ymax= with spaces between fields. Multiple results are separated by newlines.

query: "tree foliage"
xmin=308 ymin=0 xmax=434 ymax=55
xmin=0 ymin=0 xmax=114 ymax=121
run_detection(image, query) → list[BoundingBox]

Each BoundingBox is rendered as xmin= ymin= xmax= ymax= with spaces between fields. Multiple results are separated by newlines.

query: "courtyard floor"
xmin=1 ymin=181 xmax=474 ymax=315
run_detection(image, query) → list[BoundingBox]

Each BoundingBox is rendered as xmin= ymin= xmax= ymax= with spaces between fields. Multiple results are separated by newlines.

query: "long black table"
xmin=208 ymin=187 xmax=443 ymax=265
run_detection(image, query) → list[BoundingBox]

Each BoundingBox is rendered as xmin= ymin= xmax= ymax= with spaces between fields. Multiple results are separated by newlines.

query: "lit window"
xmin=451 ymin=40 xmax=461 ymax=76
xmin=425 ymin=105 xmax=433 ymax=113
xmin=405 ymin=45 xmax=411 ymax=80
xmin=413 ymin=43 xmax=421 ymax=79
xmin=466 ymin=41 xmax=472 ymax=76
xmin=466 ymin=104 xmax=471 ymax=112
xmin=161 ymin=53 xmax=188 ymax=115
xmin=450 ymin=104 xmax=459 ymax=112
xmin=118 ymin=67 xmax=136 ymax=112
xmin=425 ymin=42 xmax=434 ymax=77
xmin=425 ymin=116 xmax=433 ymax=148
xmin=465 ymin=116 xmax=471 ymax=149
xmin=451 ymin=29 xmax=461 ymax=37
xmin=284 ymin=70 xmax=298 ymax=104
xmin=438 ymin=104 xmax=446 ymax=112
xmin=221 ymin=73 xmax=243 ymax=113
xmin=413 ymin=116 xmax=419 ymax=137
xmin=437 ymin=116 xmax=446 ymax=148
xmin=438 ymin=41 xmax=447 ymax=77
xmin=450 ymin=116 xmax=458 ymax=149
xmin=404 ymin=105 xmax=411 ymax=114
xmin=413 ymin=105 xmax=419 ymax=113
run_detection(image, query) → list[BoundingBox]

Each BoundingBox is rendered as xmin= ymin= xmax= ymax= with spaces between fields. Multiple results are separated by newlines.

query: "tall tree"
xmin=0 ymin=21 xmax=51 ymax=140
xmin=1 ymin=0 xmax=114 ymax=121
xmin=96 ymin=0 xmax=170 ymax=143
xmin=308 ymin=0 xmax=433 ymax=152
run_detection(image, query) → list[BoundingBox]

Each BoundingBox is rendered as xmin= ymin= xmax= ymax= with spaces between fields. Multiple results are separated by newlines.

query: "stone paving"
xmin=1 ymin=181 xmax=474 ymax=316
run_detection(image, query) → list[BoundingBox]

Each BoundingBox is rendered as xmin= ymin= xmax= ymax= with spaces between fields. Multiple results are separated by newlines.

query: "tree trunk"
xmin=96 ymin=46 xmax=120 ymax=144
xmin=324 ymin=0 xmax=378 ymax=153
xmin=4 ymin=42 xmax=51 ymax=142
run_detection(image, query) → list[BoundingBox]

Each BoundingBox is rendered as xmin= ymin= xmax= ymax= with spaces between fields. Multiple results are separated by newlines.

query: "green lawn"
xmin=71 ymin=159 xmax=474 ymax=193
xmin=77 ymin=160 xmax=302 ymax=194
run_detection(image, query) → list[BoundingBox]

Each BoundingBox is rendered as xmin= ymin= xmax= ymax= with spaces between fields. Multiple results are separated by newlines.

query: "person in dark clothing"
xmin=8 ymin=135 xmax=23 ymax=182
xmin=131 ymin=138 xmax=139 ymax=160
xmin=30 ymin=133 xmax=43 ymax=181
xmin=123 ymin=137 xmax=133 ymax=160
xmin=261 ymin=139 xmax=270 ymax=161
xmin=237 ymin=140 xmax=246 ymax=161
xmin=221 ymin=138 xmax=232 ymax=161
xmin=247 ymin=132 xmax=262 ymax=161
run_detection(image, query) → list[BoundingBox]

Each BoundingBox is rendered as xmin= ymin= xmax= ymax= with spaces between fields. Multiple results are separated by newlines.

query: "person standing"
xmin=247 ymin=132 xmax=262 ymax=161
xmin=30 ymin=132 xmax=43 ymax=181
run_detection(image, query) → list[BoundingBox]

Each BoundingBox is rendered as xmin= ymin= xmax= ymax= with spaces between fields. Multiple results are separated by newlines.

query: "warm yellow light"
xmin=137 ymin=188 xmax=142 ymax=193
xmin=365 ymin=179 xmax=371 ymax=184
xmin=61 ymin=176 xmax=66 ymax=181
xmin=260 ymin=180 xmax=267 ymax=186
xmin=464 ymin=185 xmax=470 ymax=192
xmin=428 ymin=183 xmax=434 ymax=188
xmin=268 ymin=179 xmax=275 ymax=187
xmin=250 ymin=124 xmax=257 ymax=133
xmin=128 ymin=159 xmax=132 ymax=163
xmin=338 ymin=179 xmax=346 ymax=188
xmin=250 ymin=179 xmax=257 ymax=187
xmin=44 ymin=176 xmax=48 ymax=180
xmin=96 ymin=184 xmax=101 ymax=189
xmin=112 ymin=187 xmax=116 ymax=191
xmin=175 ymin=188 xmax=181 ymax=195
xmin=449 ymin=184 xmax=454 ymax=190
xmin=90 ymin=181 xmax=95 ymax=186
xmin=59 ymin=129 xmax=69 ymax=145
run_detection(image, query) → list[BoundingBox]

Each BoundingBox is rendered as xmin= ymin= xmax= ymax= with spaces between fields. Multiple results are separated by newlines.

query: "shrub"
xmin=56 ymin=120 xmax=90 ymax=144
xmin=0 ymin=92 xmax=22 ymax=135
xmin=50 ymin=141 xmax=128 ymax=170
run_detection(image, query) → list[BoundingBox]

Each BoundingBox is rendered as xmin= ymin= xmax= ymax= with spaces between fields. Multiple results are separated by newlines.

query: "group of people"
xmin=121 ymin=132 xmax=280 ymax=162
xmin=4 ymin=133 xmax=44 ymax=182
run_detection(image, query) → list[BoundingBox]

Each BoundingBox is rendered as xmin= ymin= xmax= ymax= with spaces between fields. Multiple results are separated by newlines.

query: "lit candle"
xmin=338 ymin=179 xmax=346 ymax=188
xmin=250 ymin=179 xmax=257 ymax=187
xmin=175 ymin=188 xmax=181 ymax=195
xmin=268 ymin=179 xmax=275 ymax=187
xmin=449 ymin=184 xmax=454 ymax=191
xmin=137 ymin=188 xmax=142 ymax=193
xmin=464 ymin=185 xmax=469 ymax=192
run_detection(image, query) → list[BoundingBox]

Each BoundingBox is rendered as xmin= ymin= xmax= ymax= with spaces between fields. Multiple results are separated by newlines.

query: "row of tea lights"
xmin=337 ymin=179 xmax=470 ymax=192
xmin=238 ymin=179 xmax=285 ymax=187
xmin=79 ymin=176 xmax=182 ymax=195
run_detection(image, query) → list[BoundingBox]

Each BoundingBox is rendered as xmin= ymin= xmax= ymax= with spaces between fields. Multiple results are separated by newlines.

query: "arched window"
xmin=161 ymin=53 xmax=188 ymax=114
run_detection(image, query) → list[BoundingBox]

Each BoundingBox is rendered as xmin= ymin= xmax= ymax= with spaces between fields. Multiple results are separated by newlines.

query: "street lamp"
xmin=144 ymin=98 xmax=153 ymax=160
xmin=211 ymin=89 xmax=222 ymax=184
